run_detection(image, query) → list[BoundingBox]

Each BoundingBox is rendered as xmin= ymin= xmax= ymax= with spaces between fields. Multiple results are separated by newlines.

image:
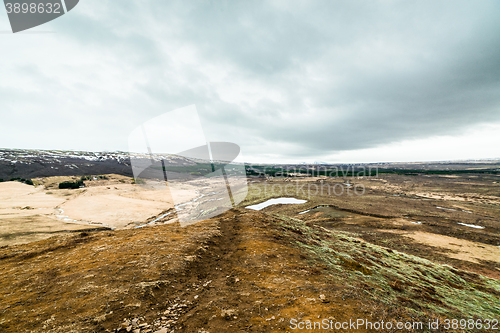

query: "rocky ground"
xmin=1 ymin=207 xmax=499 ymax=332
xmin=1 ymin=166 xmax=499 ymax=332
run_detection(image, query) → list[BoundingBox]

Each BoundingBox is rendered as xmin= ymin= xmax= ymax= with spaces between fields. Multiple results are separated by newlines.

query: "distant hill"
xmin=0 ymin=149 xmax=195 ymax=180
xmin=2 ymin=148 xmax=499 ymax=181
xmin=0 ymin=149 xmax=133 ymax=180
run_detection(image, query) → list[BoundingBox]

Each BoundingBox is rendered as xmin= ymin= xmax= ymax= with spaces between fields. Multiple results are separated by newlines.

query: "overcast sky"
xmin=1 ymin=0 xmax=499 ymax=163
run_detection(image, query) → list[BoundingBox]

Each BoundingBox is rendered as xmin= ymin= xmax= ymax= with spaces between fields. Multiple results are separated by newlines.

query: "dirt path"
xmin=3 ymin=208 xmax=496 ymax=332
xmin=113 ymin=210 xmax=377 ymax=333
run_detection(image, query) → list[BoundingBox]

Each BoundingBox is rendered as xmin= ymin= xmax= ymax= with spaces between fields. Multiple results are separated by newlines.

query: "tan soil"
xmin=0 ymin=210 xmax=378 ymax=333
xmin=59 ymin=184 xmax=174 ymax=229
xmin=1 ymin=172 xmax=499 ymax=332
xmin=384 ymin=230 xmax=500 ymax=264
xmin=0 ymin=177 xmax=193 ymax=246
xmin=0 ymin=182 xmax=104 ymax=246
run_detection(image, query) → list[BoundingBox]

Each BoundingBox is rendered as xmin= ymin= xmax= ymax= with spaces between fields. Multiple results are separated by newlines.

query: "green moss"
xmin=274 ymin=214 xmax=500 ymax=323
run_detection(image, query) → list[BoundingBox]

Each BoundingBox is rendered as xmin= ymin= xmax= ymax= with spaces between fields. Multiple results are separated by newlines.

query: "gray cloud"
xmin=0 ymin=0 xmax=499 ymax=162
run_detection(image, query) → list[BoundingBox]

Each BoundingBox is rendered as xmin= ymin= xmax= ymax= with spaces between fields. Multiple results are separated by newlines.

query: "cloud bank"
xmin=0 ymin=0 xmax=499 ymax=162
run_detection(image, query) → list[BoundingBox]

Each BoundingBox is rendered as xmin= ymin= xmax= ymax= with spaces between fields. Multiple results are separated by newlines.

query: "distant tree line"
xmin=58 ymin=180 xmax=84 ymax=189
xmin=58 ymin=175 xmax=108 ymax=189
xmin=3 ymin=177 xmax=34 ymax=185
xmin=0 ymin=174 xmax=110 ymax=188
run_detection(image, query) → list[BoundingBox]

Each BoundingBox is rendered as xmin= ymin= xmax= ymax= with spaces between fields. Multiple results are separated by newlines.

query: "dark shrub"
xmin=59 ymin=180 xmax=84 ymax=189
xmin=5 ymin=177 xmax=33 ymax=185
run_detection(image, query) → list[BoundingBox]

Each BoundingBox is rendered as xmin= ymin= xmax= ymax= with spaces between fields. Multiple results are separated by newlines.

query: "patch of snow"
xmin=436 ymin=206 xmax=457 ymax=211
xmin=246 ymin=198 xmax=307 ymax=211
xmin=457 ymin=222 xmax=485 ymax=229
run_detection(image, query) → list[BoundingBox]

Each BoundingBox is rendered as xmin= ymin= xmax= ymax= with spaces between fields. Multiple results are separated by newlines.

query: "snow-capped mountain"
xmin=0 ymin=149 xmax=195 ymax=180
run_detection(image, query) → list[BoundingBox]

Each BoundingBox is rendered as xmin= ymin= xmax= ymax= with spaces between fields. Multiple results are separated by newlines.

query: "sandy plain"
xmin=0 ymin=175 xmax=181 ymax=246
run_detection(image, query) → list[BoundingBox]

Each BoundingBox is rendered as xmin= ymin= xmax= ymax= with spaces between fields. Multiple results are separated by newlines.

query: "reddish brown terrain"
xmin=0 ymin=169 xmax=499 ymax=332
